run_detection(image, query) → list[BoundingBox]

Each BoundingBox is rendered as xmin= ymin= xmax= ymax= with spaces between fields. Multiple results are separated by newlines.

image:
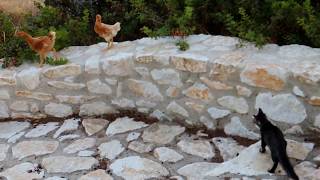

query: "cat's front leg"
xmin=259 ymin=137 xmax=266 ymax=153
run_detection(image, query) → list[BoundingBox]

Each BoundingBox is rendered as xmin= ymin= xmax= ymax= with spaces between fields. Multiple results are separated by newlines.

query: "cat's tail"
xmin=279 ymin=155 xmax=299 ymax=180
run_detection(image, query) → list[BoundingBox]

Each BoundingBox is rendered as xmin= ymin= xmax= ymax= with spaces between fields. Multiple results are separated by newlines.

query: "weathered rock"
xmin=0 ymin=89 xmax=10 ymax=100
xmin=111 ymin=98 xmax=135 ymax=108
xmin=45 ymin=103 xmax=73 ymax=118
xmin=58 ymin=134 xmax=80 ymax=142
xmin=308 ymin=96 xmax=320 ymax=106
xmin=87 ymin=79 xmax=112 ymax=95
xmin=185 ymin=101 xmax=205 ymax=113
xmin=12 ymin=140 xmax=59 ymax=160
xmin=78 ymin=150 xmax=95 ymax=157
xmin=0 ymin=121 xmax=30 ymax=139
xmin=126 ymin=132 xmax=141 ymax=142
xmin=207 ymin=107 xmax=230 ymax=120
xmin=240 ymin=64 xmax=288 ymax=91
xmin=17 ymin=67 xmax=40 ymax=90
xmin=292 ymin=62 xmax=320 ymax=85
xmin=10 ymin=101 xmax=29 ymax=111
xmin=177 ymin=139 xmax=215 ymax=158
xmin=42 ymin=156 xmax=98 ymax=173
xmin=171 ymin=53 xmax=208 ymax=73
xmin=166 ymin=101 xmax=189 ymax=117
xmin=0 ymin=163 xmax=45 ymax=180
xmin=200 ymin=116 xmax=216 ymax=130
xmin=25 ymin=122 xmax=59 ymax=138
xmin=200 ymin=77 xmax=233 ymax=90
xmin=135 ymin=66 xmax=150 ymax=78
xmin=154 ymin=147 xmax=183 ymax=162
xmin=15 ymin=91 xmax=52 ymax=101
xmin=43 ymin=64 xmax=82 ymax=79
xmin=255 ymin=93 xmax=307 ymax=124
xmin=45 ymin=176 xmax=68 ymax=180
xmin=102 ymin=53 xmax=133 ymax=76
xmin=182 ymin=83 xmax=213 ymax=100
xmin=106 ymin=117 xmax=148 ymax=136
xmin=11 ymin=112 xmax=46 ymax=119
xmin=0 ymin=70 xmax=16 ymax=86
xmin=292 ymin=86 xmax=305 ymax=97
xmin=177 ymin=162 xmax=219 ymax=180
xmin=85 ymin=55 xmax=100 ymax=74
xmin=224 ymin=117 xmax=260 ymax=140
xmin=0 ymin=101 xmax=9 ymax=118
xmin=53 ymin=118 xmax=80 ymax=138
xmin=98 ymin=140 xmax=124 ymax=160
xmin=63 ymin=138 xmax=96 ymax=154
xmin=150 ymin=109 xmax=170 ymax=121
xmin=7 ymin=131 xmax=25 ymax=143
xmin=136 ymin=100 xmax=157 ymax=108
xmin=128 ymin=79 xmax=163 ymax=101
xmin=236 ymin=85 xmax=252 ymax=97
xmin=151 ymin=68 xmax=182 ymax=87
xmin=0 ymin=143 xmax=9 ymax=161
xmin=294 ymin=161 xmax=320 ymax=180
xmin=166 ymin=86 xmax=180 ymax=97
xmin=284 ymin=125 xmax=304 ymax=135
xmin=212 ymin=137 xmax=245 ymax=161
xmin=142 ymin=123 xmax=185 ymax=144
xmin=48 ymin=81 xmax=86 ymax=90
xmin=79 ymin=102 xmax=116 ymax=116
xmin=217 ymin=96 xmax=249 ymax=114
xmin=79 ymin=169 xmax=114 ymax=180
xmin=105 ymin=78 xmax=118 ymax=85
xmin=82 ymin=118 xmax=109 ymax=136
xmin=128 ymin=141 xmax=155 ymax=153
xmin=110 ymin=156 xmax=169 ymax=180
xmin=55 ymin=95 xmax=96 ymax=104
xmin=286 ymin=139 xmax=314 ymax=160
xmin=314 ymin=114 xmax=320 ymax=129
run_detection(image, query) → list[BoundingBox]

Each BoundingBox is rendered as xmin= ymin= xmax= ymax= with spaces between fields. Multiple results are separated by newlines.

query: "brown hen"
xmin=94 ymin=14 xmax=121 ymax=50
xmin=16 ymin=31 xmax=56 ymax=67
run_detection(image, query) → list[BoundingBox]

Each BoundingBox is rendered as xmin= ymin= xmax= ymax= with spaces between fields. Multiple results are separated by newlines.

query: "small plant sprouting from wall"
xmin=45 ymin=56 xmax=68 ymax=66
xmin=176 ymin=40 xmax=190 ymax=51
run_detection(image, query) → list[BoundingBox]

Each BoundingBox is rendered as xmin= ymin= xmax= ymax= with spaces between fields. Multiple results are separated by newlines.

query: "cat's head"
xmin=253 ymin=108 xmax=267 ymax=128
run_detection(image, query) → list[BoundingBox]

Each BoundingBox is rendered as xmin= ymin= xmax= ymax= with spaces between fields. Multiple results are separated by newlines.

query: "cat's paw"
xmin=259 ymin=147 xmax=266 ymax=153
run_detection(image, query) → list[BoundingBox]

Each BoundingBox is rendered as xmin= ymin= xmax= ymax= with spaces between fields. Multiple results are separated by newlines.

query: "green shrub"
xmin=45 ymin=56 xmax=68 ymax=66
xmin=176 ymin=39 xmax=190 ymax=51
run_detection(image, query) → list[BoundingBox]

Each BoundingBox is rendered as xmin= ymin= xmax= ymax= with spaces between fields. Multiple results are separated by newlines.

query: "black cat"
xmin=253 ymin=108 xmax=299 ymax=180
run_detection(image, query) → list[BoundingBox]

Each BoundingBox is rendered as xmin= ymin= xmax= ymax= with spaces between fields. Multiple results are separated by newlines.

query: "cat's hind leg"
xmin=268 ymin=154 xmax=279 ymax=173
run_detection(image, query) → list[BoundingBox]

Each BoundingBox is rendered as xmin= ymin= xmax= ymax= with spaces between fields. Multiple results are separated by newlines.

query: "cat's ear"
xmin=258 ymin=108 xmax=263 ymax=113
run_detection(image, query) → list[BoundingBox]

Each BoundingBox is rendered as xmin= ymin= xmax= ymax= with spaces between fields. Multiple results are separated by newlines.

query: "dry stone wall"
xmin=1 ymin=34 xmax=320 ymax=136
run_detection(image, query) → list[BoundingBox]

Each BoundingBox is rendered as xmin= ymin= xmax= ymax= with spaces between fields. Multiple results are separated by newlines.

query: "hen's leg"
xmin=110 ymin=38 xmax=114 ymax=48
xmin=39 ymin=54 xmax=44 ymax=67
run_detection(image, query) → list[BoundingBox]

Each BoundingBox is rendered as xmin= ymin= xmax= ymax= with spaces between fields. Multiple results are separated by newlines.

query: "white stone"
xmin=314 ymin=154 xmax=320 ymax=161
xmin=87 ymin=79 xmax=112 ymax=95
xmin=45 ymin=103 xmax=73 ymax=118
xmin=142 ymin=123 xmax=185 ymax=145
xmin=111 ymin=98 xmax=135 ymax=108
xmin=10 ymin=101 xmax=29 ymax=111
xmin=105 ymin=78 xmax=117 ymax=85
xmin=110 ymin=156 xmax=169 ymax=180
xmin=151 ymin=68 xmax=182 ymax=87
xmin=224 ymin=117 xmax=260 ymax=140
xmin=42 ymin=64 xmax=82 ymax=79
xmin=106 ymin=117 xmax=148 ymax=136
xmin=82 ymin=118 xmax=109 ymax=136
xmin=12 ymin=140 xmax=59 ymax=160
xmin=55 ymin=95 xmax=96 ymax=105
xmin=128 ymin=79 xmax=163 ymax=101
xmin=154 ymin=147 xmax=183 ymax=162
xmin=45 ymin=176 xmax=68 ymax=180
xmin=98 ymin=140 xmax=124 ymax=160
xmin=286 ymin=139 xmax=314 ymax=160
xmin=170 ymin=176 xmax=184 ymax=180
xmin=182 ymin=83 xmax=213 ymax=101
xmin=126 ymin=132 xmax=141 ymax=142
xmin=284 ymin=125 xmax=304 ymax=135
xmin=0 ymin=143 xmax=9 ymax=161
xmin=200 ymin=116 xmax=216 ymax=130
xmin=0 ymin=89 xmax=10 ymax=100
xmin=25 ymin=102 xmax=38 ymax=113
xmin=166 ymin=101 xmax=189 ymax=117
xmin=0 ymin=163 xmax=44 ymax=180
xmin=279 ymin=44 xmax=320 ymax=58
xmin=177 ymin=162 xmax=219 ymax=180
xmin=236 ymin=85 xmax=252 ymax=97
xmin=42 ymin=156 xmax=98 ymax=173
xmin=85 ymin=55 xmax=100 ymax=74
xmin=128 ymin=141 xmax=155 ymax=153
xmin=255 ymin=93 xmax=307 ymax=124
xmin=80 ymin=102 xmax=116 ymax=116
xmin=166 ymin=86 xmax=180 ymax=97
xmin=212 ymin=137 xmax=245 ymax=161
xmin=293 ymin=86 xmax=305 ymax=97
xmin=78 ymin=150 xmax=95 ymax=157
xmin=102 ymin=53 xmax=133 ymax=76
xmin=7 ymin=131 xmax=25 ymax=143
xmin=0 ymin=101 xmax=9 ymax=118
xmin=314 ymin=114 xmax=320 ymax=129
xmin=150 ymin=109 xmax=170 ymax=121
xmin=0 ymin=121 xmax=30 ymax=139
xmin=177 ymin=139 xmax=215 ymax=159
xmin=0 ymin=69 xmax=16 ymax=86
xmin=170 ymin=53 xmax=208 ymax=73
xmin=79 ymin=169 xmax=114 ymax=180
xmin=25 ymin=122 xmax=59 ymax=138
xmin=58 ymin=134 xmax=80 ymax=142
xmin=17 ymin=67 xmax=40 ymax=90
xmin=53 ymin=118 xmax=80 ymax=138
xmin=48 ymin=81 xmax=86 ymax=90
xmin=135 ymin=67 xmax=149 ymax=78
xmin=63 ymin=138 xmax=96 ymax=154
xmin=294 ymin=161 xmax=320 ymax=180
xmin=217 ymin=96 xmax=249 ymax=114
xmin=11 ymin=112 xmax=46 ymax=120
xmin=207 ymin=107 xmax=230 ymax=120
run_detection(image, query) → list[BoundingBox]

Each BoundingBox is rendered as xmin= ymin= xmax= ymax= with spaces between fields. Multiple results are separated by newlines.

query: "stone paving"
xmin=0 ymin=115 xmax=319 ymax=180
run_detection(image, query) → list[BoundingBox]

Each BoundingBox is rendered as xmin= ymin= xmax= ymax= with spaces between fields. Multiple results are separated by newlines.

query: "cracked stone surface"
xmin=0 ymin=116 xmax=318 ymax=180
